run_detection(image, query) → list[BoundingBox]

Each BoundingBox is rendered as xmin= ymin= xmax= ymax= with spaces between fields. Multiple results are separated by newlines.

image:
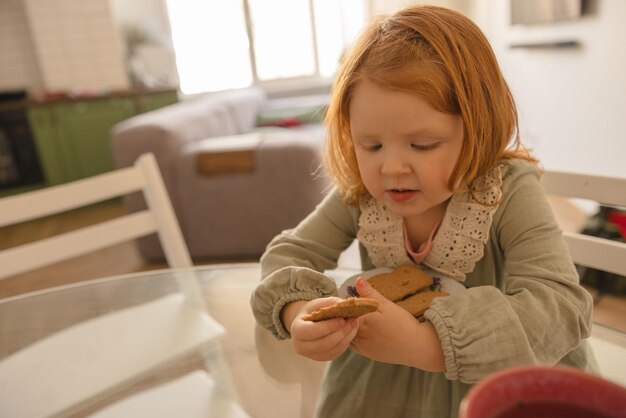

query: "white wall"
xmin=108 ymin=0 xmax=171 ymax=36
xmin=0 ymin=0 xmax=42 ymax=92
xmin=108 ymin=0 xmax=178 ymax=87
xmin=25 ymin=0 xmax=129 ymax=92
xmin=470 ymin=0 xmax=626 ymax=178
xmin=0 ymin=0 xmax=129 ymax=94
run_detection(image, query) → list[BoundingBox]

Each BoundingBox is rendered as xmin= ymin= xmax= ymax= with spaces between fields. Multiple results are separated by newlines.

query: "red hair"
xmin=324 ymin=5 xmax=536 ymax=205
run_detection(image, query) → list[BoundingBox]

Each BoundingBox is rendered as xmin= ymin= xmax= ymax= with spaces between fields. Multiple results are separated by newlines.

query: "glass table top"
xmin=0 ymin=263 xmax=624 ymax=418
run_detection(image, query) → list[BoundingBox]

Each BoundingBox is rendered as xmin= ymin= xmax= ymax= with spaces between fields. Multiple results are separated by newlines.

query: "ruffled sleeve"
xmin=251 ymin=188 xmax=360 ymax=339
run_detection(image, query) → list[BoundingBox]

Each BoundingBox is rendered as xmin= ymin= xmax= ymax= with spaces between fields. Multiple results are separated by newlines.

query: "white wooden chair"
xmin=541 ymin=170 xmax=626 ymax=386
xmin=0 ymin=152 xmax=191 ymax=280
xmin=0 ymin=154 xmax=245 ymax=417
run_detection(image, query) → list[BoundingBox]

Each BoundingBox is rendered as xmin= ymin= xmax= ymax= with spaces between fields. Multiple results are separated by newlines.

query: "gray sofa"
xmin=111 ymin=88 xmax=330 ymax=261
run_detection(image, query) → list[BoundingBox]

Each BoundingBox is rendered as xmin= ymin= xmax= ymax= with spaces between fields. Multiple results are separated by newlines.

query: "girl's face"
xmin=349 ymin=79 xmax=464 ymax=221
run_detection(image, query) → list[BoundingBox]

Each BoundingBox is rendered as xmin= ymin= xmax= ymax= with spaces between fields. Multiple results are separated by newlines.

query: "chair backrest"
xmin=541 ymin=170 xmax=626 ymax=386
xmin=541 ymin=170 xmax=626 ymax=277
xmin=0 ymin=153 xmax=191 ymax=280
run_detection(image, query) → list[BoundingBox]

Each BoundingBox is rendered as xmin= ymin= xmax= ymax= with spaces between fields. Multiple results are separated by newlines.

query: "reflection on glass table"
xmin=0 ymin=263 xmax=624 ymax=418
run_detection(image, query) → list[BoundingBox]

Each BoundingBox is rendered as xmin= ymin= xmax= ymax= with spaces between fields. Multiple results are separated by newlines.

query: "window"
xmin=165 ymin=0 xmax=366 ymax=95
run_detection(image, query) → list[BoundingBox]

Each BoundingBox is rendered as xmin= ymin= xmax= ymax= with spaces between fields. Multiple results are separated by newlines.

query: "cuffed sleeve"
xmin=426 ymin=287 xmax=541 ymax=382
xmin=252 ymin=267 xmax=338 ymax=339
xmin=250 ymin=188 xmax=361 ymax=339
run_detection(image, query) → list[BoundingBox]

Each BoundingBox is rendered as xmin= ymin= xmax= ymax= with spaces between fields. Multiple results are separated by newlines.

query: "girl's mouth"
xmin=387 ymin=189 xmax=417 ymax=202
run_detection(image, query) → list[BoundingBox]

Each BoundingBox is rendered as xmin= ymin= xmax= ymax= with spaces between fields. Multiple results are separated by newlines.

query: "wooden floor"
xmin=1 ymin=199 xmax=625 ymax=332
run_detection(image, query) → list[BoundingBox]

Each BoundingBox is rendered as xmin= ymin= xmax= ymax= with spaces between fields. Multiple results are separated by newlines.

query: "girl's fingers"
xmin=297 ymin=316 xmax=347 ymax=341
xmin=294 ymin=319 xmax=358 ymax=359
xmin=330 ymin=319 xmax=359 ymax=351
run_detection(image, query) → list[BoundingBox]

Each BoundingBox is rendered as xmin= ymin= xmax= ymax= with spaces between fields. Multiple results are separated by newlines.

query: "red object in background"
xmin=607 ymin=210 xmax=626 ymax=239
xmin=459 ymin=365 xmax=626 ymax=418
xmin=264 ymin=117 xmax=302 ymax=128
xmin=42 ymin=91 xmax=70 ymax=101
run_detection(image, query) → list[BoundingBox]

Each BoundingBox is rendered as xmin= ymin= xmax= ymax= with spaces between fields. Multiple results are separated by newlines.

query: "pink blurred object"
xmin=459 ymin=365 xmax=626 ymax=418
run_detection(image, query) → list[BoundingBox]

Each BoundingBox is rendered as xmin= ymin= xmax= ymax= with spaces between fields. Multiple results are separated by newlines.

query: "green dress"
xmin=251 ymin=159 xmax=596 ymax=417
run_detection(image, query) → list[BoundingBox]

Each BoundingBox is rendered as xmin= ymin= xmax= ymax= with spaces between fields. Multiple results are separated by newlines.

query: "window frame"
xmin=244 ymin=0 xmax=337 ymax=95
xmin=175 ymin=0 xmax=367 ymax=96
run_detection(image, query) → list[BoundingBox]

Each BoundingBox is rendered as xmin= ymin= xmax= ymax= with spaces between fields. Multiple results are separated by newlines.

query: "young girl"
xmin=251 ymin=5 xmax=595 ymax=417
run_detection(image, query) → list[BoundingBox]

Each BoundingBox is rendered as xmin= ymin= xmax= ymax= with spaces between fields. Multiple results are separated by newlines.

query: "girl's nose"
xmin=381 ymin=153 xmax=411 ymax=176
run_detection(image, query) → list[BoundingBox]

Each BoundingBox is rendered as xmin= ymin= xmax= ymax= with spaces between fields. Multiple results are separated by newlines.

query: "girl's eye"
xmin=411 ymin=143 xmax=438 ymax=151
xmin=357 ymin=142 xmax=381 ymax=151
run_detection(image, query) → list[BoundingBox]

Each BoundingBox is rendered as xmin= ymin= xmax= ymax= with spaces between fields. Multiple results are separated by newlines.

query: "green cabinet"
xmin=55 ymin=97 xmax=136 ymax=181
xmin=28 ymin=90 xmax=177 ymax=186
xmin=28 ymin=105 xmax=68 ymax=186
xmin=135 ymin=92 xmax=179 ymax=113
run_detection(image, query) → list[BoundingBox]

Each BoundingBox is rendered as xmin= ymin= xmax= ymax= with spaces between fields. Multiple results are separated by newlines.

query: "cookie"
xmin=303 ymin=297 xmax=379 ymax=322
xmin=396 ymin=290 xmax=448 ymax=317
xmin=368 ymin=264 xmax=433 ymax=302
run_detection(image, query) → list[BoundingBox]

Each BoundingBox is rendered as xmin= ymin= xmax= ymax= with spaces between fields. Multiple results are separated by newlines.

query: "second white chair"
xmin=541 ymin=169 xmax=626 ymax=386
xmin=0 ymin=152 xmax=191 ymax=280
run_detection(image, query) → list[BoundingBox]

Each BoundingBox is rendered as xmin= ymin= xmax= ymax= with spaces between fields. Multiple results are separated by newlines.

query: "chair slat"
xmin=0 ymin=153 xmax=192 ymax=278
xmin=0 ymin=211 xmax=157 ymax=280
xmin=0 ymin=167 xmax=144 ymax=227
xmin=563 ymin=232 xmax=626 ymax=277
xmin=138 ymin=155 xmax=192 ymax=268
xmin=542 ymin=171 xmax=626 ymax=208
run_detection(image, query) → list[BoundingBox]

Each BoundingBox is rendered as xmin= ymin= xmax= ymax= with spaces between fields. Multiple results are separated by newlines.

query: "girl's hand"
xmin=351 ymin=278 xmax=446 ymax=371
xmin=282 ymin=298 xmax=359 ymax=362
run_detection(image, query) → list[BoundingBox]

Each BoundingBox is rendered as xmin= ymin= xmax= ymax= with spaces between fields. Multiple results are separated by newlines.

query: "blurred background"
xmin=0 ymin=0 xmax=623 ymax=189
xmin=1 ymin=0 xmax=624 ymax=328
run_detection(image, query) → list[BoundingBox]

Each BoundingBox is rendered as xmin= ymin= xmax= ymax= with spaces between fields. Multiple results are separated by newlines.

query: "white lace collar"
xmin=357 ymin=165 xmax=503 ymax=281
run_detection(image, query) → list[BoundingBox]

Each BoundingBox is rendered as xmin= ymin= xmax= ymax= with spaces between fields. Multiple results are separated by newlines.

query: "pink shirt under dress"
xmin=404 ymin=221 xmax=440 ymax=264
